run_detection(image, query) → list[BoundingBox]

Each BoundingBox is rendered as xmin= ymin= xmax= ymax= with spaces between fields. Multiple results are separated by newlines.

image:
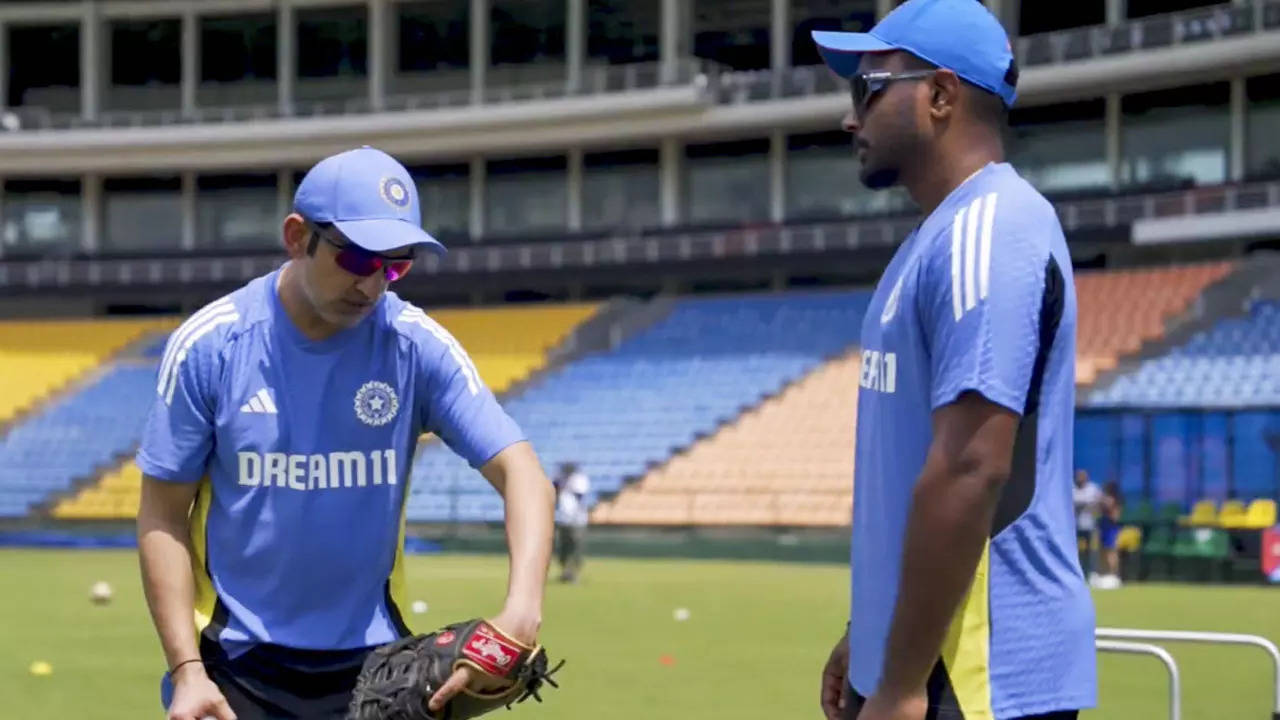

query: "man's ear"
xmin=929 ymin=69 xmax=961 ymax=120
xmin=282 ymin=213 xmax=310 ymax=260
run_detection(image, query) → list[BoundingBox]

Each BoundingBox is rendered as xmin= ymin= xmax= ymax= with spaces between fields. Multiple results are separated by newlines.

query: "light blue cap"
xmin=294 ymin=146 xmax=446 ymax=255
xmin=812 ymin=0 xmax=1019 ymax=107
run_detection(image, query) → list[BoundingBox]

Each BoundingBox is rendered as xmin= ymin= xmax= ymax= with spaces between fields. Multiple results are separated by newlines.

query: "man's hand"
xmin=426 ymin=603 xmax=542 ymax=715
xmin=854 ymin=689 xmax=927 ymax=720
xmin=167 ymin=664 xmax=236 ymax=720
xmin=820 ymin=630 xmax=850 ymax=720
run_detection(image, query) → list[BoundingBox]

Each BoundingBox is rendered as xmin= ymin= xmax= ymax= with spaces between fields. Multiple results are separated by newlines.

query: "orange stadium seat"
xmin=593 ymin=351 xmax=859 ymax=527
xmin=1074 ymin=261 xmax=1233 ymax=385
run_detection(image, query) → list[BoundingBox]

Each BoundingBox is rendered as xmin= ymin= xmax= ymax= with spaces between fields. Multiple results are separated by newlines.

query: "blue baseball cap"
xmin=294 ymin=146 xmax=446 ymax=255
xmin=812 ymin=0 xmax=1019 ymax=108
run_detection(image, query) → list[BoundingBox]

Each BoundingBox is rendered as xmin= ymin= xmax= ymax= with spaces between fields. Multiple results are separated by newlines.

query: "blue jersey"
xmin=849 ymin=163 xmax=1096 ymax=718
xmin=137 ymin=267 xmax=524 ymax=652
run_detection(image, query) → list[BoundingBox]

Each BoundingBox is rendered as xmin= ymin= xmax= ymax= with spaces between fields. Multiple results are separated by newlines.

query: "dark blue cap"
xmin=813 ymin=0 xmax=1018 ymax=107
xmin=294 ymin=146 xmax=446 ymax=255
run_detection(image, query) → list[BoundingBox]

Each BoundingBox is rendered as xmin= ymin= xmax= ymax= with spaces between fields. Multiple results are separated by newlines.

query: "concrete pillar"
xmin=470 ymin=0 xmax=488 ymax=104
xmin=660 ymin=0 xmax=681 ymax=84
xmin=469 ymin=156 xmax=485 ymax=239
xmin=277 ymin=169 xmax=292 ymax=219
xmin=369 ymin=0 xmax=388 ymax=111
xmin=181 ymin=171 xmax=197 ymax=250
xmin=81 ymin=1 xmax=102 ymax=120
xmin=1106 ymin=92 xmax=1122 ymax=189
xmin=1230 ymin=77 xmax=1246 ymax=182
xmin=278 ymin=2 xmax=295 ymax=115
xmin=181 ymin=7 xmax=198 ymax=116
xmin=0 ymin=22 xmax=8 ymax=112
xmin=566 ymin=0 xmax=585 ymax=93
xmin=567 ymin=148 xmax=583 ymax=231
xmin=769 ymin=130 xmax=786 ymax=223
xmin=1106 ymin=0 xmax=1127 ymax=24
xmin=985 ymin=0 xmax=1019 ymax=38
xmin=660 ymin=137 xmax=681 ymax=226
xmin=770 ymin=0 xmax=788 ymax=95
xmin=82 ymin=173 xmax=102 ymax=253
xmin=876 ymin=0 xmax=894 ymax=21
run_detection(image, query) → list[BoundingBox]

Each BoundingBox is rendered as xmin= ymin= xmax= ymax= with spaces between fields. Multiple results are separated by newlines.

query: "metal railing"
xmin=1096 ymin=639 xmax=1182 ymax=720
xmin=1 ymin=179 xmax=1278 ymax=291
xmin=1097 ymin=627 xmax=1280 ymax=719
xmin=1018 ymin=0 xmax=1279 ymax=68
xmin=0 ymin=59 xmax=708 ymax=132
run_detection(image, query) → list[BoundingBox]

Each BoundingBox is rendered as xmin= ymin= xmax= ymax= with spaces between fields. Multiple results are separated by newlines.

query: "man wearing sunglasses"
xmin=136 ymin=147 xmax=555 ymax=720
xmin=811 ymin=2 xmax=1095 ymax=720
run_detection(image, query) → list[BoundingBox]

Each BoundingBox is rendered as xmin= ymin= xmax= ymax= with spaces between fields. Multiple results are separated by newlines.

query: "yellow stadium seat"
xmin=1180 ymin=499 xmax=1218 ymax=527
xmin=1116 ymin=526 xmax=1142 ymax=553
xmin=1217 ymin=500 xmax=1248 ymax=529
xmin=1242 ymin=499 xmax=1278 ymax=530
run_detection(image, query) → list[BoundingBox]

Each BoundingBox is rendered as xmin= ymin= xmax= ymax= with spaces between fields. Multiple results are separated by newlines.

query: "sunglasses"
xmin=850 ymin=70 xmax=936 ymax=118
xmin=307 ymin=222 xmax=415 ymax=282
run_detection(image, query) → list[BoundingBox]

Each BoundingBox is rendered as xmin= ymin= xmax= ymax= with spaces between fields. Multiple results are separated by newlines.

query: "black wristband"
xmin=169 ymin=658 xmax=203 ymax=675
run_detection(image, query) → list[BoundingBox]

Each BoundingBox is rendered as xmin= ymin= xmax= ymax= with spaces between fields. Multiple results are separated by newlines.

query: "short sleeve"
xmin=408 ymin=316 xmax=526 ymax=468
xmin=136 ymin=331 xmax=220 ymax=483
xmin=920 ymin=192 xmax=1049 ymax=415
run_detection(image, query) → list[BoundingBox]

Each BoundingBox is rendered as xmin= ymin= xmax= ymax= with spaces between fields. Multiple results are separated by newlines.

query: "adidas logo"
xmin=240 ymin=388 xmax=279 ymax=414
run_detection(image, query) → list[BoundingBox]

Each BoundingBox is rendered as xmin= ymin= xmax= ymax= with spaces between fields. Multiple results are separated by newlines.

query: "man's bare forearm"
xmin=483 ymin=442 xmax=555 ymax=617
xmin=137 ymin=480 xmax=203 ymax=674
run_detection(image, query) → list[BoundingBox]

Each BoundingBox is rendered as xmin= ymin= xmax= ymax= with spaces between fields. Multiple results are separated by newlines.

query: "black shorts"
xmin=199 ymin=634 xmax=375 ymax=720
xmin=842 ymin=662 xmax=1079 ymax=720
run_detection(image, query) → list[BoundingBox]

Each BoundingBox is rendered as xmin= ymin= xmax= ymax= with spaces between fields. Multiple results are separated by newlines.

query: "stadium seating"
xmin=1074 ymin=261 xmax=1234 ymax=385
xmin=0 ymin=364 xmax=157 ymax=518
xmin=46 ymin=303 xmax=597 ymax=520
xmin=427 ymin=304 xmax=599 ymax=394
xmin=592 ymin=351 xmax=859 ymax=527
xmin=405 ymin=291 xmax=872 ymax=523
xmin=1089 ymin=299 xmax=1280 ymax=407
xmin=0 ymin=319 xmax=174 ymax=425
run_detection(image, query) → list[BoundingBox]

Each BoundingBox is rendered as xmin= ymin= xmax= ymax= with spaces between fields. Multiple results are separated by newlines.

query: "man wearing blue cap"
xmin=136 ymin=147 xmax=555 ymax=719
xmin=812 ymin=2 xmax=1096 ymax=719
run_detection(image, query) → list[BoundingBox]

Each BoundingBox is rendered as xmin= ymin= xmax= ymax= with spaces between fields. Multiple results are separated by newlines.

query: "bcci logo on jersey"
xmin=355 ymin=381 xmax=399 ymax=427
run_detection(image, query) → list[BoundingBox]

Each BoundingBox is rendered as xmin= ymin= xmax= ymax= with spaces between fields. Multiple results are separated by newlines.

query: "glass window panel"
xmin=789 ymin=1 xmax=875 ymax=67
xmin=297 ymin=6 xmax=369 ymax=78
xmin=587 ymin=0 xmax=660 ymax=64
xmin=414 ymin=165 xmax=471 ymax=240
xmin=693 ymin=0 xmax=770 ymax=70
xmin=686 ymin=140 xmax=769 ymax=224
xmin=104 ymin=179 xmax=182 ymax=252
xmin=1122 ymin=84 xmax=1230 ymax=188
xmin=1 ymin=180 xmax=81 ymax=255
xmin=197 ymin=175 xmax=279 ymax=249
xmin=8 ymin=24 xmax=79 ymax=110
xmin=1009 ymin=101 xmax=1109 ymax=195
xmin=1247 ymin=74 xmax=1280 ymax=180
xmin=486 ymin=157 xmax=567 ymax=236
xmin=492 ymin=0 xmax=566 ymax=66
xmin=583 ymin=151 xmax=660 ymax=231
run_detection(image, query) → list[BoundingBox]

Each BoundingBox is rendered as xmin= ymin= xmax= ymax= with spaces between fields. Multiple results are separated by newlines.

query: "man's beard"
xmin=861 ymin=164 xmax=900 ymax=190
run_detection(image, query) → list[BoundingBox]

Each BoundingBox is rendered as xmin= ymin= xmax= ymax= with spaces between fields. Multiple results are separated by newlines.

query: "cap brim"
xmin=333 ymin=218 xmax=447 ymax=256
xmin=811 ymin=30 xmax=896 ymax=78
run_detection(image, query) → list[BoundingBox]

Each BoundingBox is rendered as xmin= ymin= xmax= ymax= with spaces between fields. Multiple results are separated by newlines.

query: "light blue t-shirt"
xmin=849 ymin=163 xmax=1097 ymax=718
xmin=137 ymin=267 xmax=524 ymax=652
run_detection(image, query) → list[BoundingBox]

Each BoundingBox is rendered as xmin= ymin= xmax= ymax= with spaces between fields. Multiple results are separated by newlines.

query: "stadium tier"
xmin=1089 ymin=299 xmax=1280 ymax=407
xmin=0 ymin=365 xmax=157 ymax=518
xmin=48 ymin=302 xmax=596 ymax=520
xmin=1074 ymin=261 xmax=1235 ymax=386
xmin=0 ymin=319 xmax=175 ymax=425
xmin=405 ymin=291 xmax=873 ymax=523
xmin=592 ymin=351 xmax=859 ymax=527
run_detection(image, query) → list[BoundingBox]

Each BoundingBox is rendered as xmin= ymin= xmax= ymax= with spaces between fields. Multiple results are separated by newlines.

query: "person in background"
xmin=1094 ymin=482 xmax=1124 ymax=590
xmin=1073 ymin=469 xmax=1102 ymax=583
xmin=554 ymin=462 xmax=592 ymax=583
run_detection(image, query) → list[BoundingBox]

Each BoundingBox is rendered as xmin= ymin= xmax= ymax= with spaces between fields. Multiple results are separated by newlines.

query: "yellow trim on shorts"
xmin=189 ymin=476 xmax=218 ymax=634
xmin=940 ymin=539 xmax=994 ymax=720
xmin=387 ymin=490 xmax=411 ymax=632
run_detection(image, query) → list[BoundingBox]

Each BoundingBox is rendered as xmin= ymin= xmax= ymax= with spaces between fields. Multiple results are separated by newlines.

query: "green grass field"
xmin=2 ymin=548 xmax=1277 ymax=719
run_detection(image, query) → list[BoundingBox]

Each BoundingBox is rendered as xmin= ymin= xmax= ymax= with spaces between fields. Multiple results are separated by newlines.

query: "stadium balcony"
xmin=2 ymin=2 xmax=1276 ymax=174
xmin=2 ymin=178 xmax=1275 ymax=298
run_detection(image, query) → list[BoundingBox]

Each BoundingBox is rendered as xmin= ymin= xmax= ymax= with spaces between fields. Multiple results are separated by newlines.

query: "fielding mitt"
xmin=347 ymin=618 xmax=562 ymax=720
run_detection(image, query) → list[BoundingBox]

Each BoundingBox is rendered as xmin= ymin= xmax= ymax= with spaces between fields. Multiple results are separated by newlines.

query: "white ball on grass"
xmin=673 ymin=607 xmax=691 ymax=622
xmin=89 ymin=581 xmax=113 ymax=605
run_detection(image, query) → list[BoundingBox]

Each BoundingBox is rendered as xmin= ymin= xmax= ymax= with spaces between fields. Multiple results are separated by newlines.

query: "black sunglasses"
xmin=850 ymin=70 xmax=937 ymax=118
